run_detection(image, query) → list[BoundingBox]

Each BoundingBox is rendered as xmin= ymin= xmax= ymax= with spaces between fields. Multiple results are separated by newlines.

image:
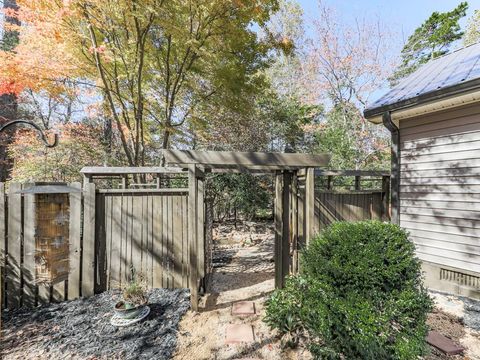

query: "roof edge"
xmin=364 ymin=77 xmax=480 ymax=120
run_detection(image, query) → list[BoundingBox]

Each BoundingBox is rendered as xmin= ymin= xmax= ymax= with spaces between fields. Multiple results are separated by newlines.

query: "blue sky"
xmin=298 ymin=0 xmax=480 ymax=44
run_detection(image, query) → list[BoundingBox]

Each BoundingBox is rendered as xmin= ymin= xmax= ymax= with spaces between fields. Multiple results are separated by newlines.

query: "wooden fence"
xmin=314 ymin=170 xmax=390 ymax=233
xmin=0 ymin=168 xmax=389 ymax=310
xmin=0 ymin=182 xmax=83 ymax=309
xmin=95 ymin=189 xmax=191 ymax=292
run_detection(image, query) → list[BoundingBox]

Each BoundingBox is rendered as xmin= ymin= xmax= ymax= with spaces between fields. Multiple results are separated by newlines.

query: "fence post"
xmin=305 ymin=168 xmax=315 ymax=245
xmin=82 ymin=182 xmax=96 ymax=297
xmin=7 ymin=183 xmax=22 ymax=308
xmin=354 ymin=175 xmax=361 ymax=191
xmin=23 ymin=186 xmax=36 ymax=307
xmin=0 ymin=183 xmax=5 ymax=313
xmin=188 ymin=164 xmax=199 ymax=311
xmin=68 ymin=182 xmax=82 ymax=299
xmin=274 ymin=172 xmax=284 ymax=288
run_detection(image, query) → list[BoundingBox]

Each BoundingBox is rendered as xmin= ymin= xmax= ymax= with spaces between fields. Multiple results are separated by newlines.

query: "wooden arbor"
xmin=162 ymin=150 xmax=330 ymax=310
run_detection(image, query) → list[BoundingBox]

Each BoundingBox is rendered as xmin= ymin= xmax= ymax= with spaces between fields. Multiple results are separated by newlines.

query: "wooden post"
xmin=327 ymin=175 xmax=333 ymax=190
xmin=188 ymin=164 xmax=199 ymax=311
xmin=196 ymin=166 xmax=205 ymax=285
xmin=23 ymin=187 xmax=36 ymax=308
xmin=274 ymin=172 xmax=283 ymax=288
xmin=304 ymin=168 xmax=315 ymax=245
xmin=82 ymin=182 xmax=96 ymax=297
xmin=291 ymin=172 xmax=298 ymax=274
xmin=68 ymin=182 xmax=82 ymax=300
xmin=0 ymin=183 xmax=5 ymax=313
xmin=354 ymin=176 xmax=361 ymax=191
xmin=7 ymin=183 xmax=22 ymax=308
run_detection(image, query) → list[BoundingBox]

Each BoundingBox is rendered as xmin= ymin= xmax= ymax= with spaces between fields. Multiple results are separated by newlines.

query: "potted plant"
xmin=114 ymin=267 xmax=148 ymax=319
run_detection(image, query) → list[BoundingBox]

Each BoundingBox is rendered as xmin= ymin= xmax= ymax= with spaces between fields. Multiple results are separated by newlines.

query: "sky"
xmin=298 ymin=0 xmax=480 ymax=44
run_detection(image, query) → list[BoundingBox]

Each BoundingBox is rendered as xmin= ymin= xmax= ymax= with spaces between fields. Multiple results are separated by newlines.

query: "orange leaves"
xmin=0 ymin=0 xmax=85 ymax=97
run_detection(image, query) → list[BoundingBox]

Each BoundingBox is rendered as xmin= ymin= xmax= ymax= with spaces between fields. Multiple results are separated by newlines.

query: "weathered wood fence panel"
xmin=313 ymin=171 xmax=390 ymax=233
xmin=95 ymin=189 xmax=190 ymax=292
xmin=0 ymin=182 xmax=84 ymax=309
xmin=314 ymin=191 xmax=385 ymax=232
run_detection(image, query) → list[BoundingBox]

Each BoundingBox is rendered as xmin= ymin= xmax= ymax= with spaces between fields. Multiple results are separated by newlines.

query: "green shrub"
xmin=264 ymin=221 xmax=433 ymax=360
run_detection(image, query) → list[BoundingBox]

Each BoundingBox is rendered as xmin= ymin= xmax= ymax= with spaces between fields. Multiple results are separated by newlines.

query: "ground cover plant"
xmin=265 ymin=221 xmax=433 ymax=359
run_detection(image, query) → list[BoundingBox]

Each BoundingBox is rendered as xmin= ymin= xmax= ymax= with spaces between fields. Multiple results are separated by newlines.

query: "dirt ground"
xmin=173 ymin=221 xmax=311 ymax=360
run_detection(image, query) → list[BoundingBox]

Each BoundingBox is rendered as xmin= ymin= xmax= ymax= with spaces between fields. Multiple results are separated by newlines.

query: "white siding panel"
xmin=400 ymin=106 xmax=480 ymax=275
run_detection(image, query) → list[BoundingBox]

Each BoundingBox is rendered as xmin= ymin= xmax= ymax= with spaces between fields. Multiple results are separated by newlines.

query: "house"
xmin=364 ymin=42 xmax=480 ymax=298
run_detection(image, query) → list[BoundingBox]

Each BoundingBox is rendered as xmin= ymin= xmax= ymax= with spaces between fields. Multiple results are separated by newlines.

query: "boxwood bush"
xmin=264 ymin=221 xmax=432 ymax=359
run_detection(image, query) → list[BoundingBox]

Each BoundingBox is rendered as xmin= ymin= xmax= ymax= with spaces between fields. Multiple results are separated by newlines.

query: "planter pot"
xmin=114 ymin=301 xmax=145 ymax=319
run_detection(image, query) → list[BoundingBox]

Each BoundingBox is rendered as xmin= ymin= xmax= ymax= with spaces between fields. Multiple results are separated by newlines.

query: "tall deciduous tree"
xmin=304 ymin=2 xmax=392 ymax=170
xmin=390 ymin=2 xmax=468 ymax=84
xmin=0 ymin=0 xmax=278 ymax=166
xmin=464 ymin=9 xmax=480 ymax=45
xmin=0 ymin=0 xmax=20 ymax=181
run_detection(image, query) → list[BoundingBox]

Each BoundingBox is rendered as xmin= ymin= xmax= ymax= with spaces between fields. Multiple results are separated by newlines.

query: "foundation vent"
xmin=440 ymin=268 xmax=480 ymax=289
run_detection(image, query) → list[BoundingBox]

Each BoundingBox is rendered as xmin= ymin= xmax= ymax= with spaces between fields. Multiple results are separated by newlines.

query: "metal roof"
xmin=364 ymin=42 xmax=480 ymax=119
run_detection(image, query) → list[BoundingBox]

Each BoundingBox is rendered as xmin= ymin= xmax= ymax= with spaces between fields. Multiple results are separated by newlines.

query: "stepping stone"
xmin=232 ymin=301 xmax=255 ymax=316
xmin=426 ymin=331 xmax=464 ymax=355
xmin=225 ymin=324 xmax=255 ymax=344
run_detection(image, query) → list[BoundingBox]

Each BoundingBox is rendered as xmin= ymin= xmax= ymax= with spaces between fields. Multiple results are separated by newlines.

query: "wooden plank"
xmin=110 ymin=195 xmax=121 ymax=287
xmin=181 ymin=195 xmax=188 ymax=288
xmin=0 ymin=183 xmax=5 ymax=310
xmin=305 ymin=168 xmax=315 ymax=243
xmin=97 ymin=188 xmax=188 ymax=194
xmin=173 ymin=196 xmax=182 ymax=288
xmin=162 ymin=195 xmax=168 ymax=288
xmin=68 ymin=182 xmax=82 ymax=299
xmin=131 ymin=195 xmax=142 ymax=279
xmin=281 ymin=172 xmax=292 ymax=286
xmin=315 ymin=170 xmax=390 ymax=177
xmin=291 ymin=172 xmax=298 ymax=274
xmin=152 ymin=195 xmax=162 ymax=288
xmin=164 ymin=150 xmax=330 ymax=168
xmin=197 ymin=172 xmax=205 ymax=280
xmin=23 ymin=188 xmax=35 ymax=307
xmin=274 ymin=173 xmax=283 ymax=289
xmin=188 ymin=164 xmax=199 ymax=311
xmin=81 ymin=166 xmax=186 ymax=176
xmin=7 ymin=183 xmax=22 ymax=308
xmin=82 ymin=182 xmax=96 ymax=297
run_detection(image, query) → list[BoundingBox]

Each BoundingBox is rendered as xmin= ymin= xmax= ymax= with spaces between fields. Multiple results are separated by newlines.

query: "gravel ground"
xmin=1 ymin=288 xmax=190 ymax=360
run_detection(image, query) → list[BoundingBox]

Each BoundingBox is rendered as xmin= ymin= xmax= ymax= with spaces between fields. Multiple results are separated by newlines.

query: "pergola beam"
xmin=163 ymin=150 xmax=330 ymax=169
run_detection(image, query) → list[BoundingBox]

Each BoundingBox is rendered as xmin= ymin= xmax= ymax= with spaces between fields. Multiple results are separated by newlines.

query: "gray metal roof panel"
xmin=365 ymin=42 xmax=480 ymax=116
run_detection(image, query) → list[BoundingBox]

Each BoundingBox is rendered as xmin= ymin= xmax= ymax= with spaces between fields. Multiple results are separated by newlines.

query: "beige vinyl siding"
xmin=399 ymin=104 xmax=480 ymax=274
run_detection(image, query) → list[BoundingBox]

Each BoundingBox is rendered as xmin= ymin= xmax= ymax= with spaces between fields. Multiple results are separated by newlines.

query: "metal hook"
xmin=0 ymin=119 xmax=59 ymax=148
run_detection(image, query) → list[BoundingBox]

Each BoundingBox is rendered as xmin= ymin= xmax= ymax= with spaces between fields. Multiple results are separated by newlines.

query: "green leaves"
xmin=390 ymin=2 xmax=468 ymax=85
xmin=264 ymin=221 xmax=433 ymax=359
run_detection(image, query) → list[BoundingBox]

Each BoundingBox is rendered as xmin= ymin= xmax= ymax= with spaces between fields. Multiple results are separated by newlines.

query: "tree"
xmin=464 ymin=9 xmax=480 ymax=46
xmin=303 ymin=2 xmax=392 ymax=170
xmin=0 ymin=0 xmax=20 ymax=181
xmin=390 ymin=2 xmax=468 ymax=84
xmin=8 ymin=121 xmax=109 ymax=182
xmin=0 ymin=0 xmax=279 ymax=166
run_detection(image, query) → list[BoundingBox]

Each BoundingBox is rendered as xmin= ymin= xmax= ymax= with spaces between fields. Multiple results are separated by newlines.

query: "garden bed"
xmin=1 ymin=288 xmax=190 ymax=360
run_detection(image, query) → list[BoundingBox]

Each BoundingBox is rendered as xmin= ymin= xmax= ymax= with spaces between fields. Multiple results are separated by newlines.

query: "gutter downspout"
xmin=382 ymin=111 xmax=400 ymax=225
